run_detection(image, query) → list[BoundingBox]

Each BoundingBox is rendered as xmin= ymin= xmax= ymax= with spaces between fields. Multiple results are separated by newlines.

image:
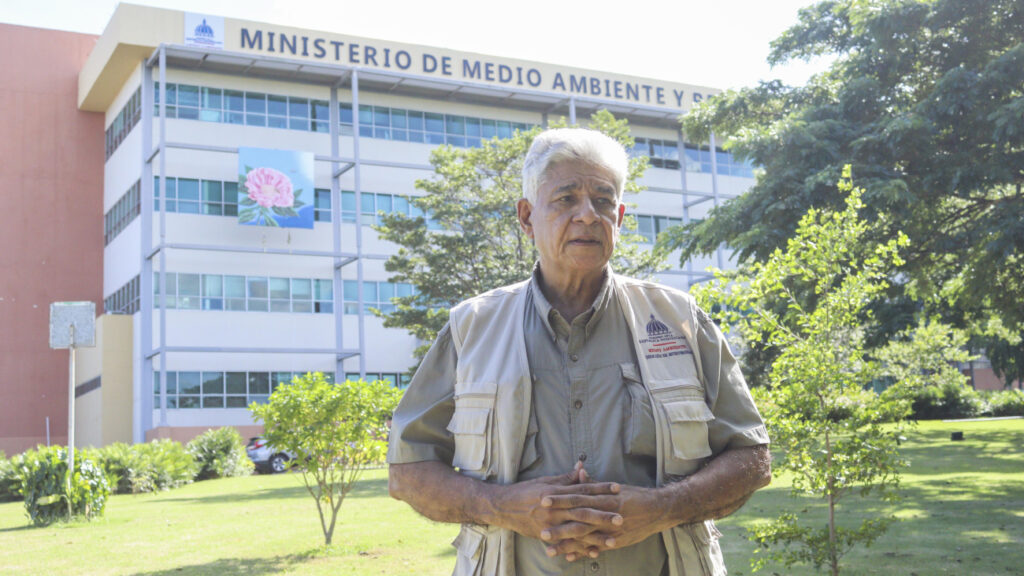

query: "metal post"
xmin=66 ymin=325 xmax=75 ymax=520
xmin=46 ymin=417 xmax=50 ymax=447
xmin=678 ymin=129 xmax=693 ymax=288
xmin=569 ymin=96 xmax=576 ymax=126
xmin=140 ymin=57 xmax=155 ymax=441
xmin=330 ymin=82 xmax=343 ymax=378
xmin=708 ymin=131 xmax=723 ymax=269
xmin=158 ymin=46 xmax=168 ymax=426
xmin=352 ymin=70 xmax=366 ymax=379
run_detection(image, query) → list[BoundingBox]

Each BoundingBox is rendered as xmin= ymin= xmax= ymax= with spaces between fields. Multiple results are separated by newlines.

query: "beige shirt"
xmin=388 ymin=269 xmax=768 ymax=576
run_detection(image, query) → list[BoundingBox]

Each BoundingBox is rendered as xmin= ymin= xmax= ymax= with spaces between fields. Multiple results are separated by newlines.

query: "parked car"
xmin=246 ymin=436 xmax=295 ymax=474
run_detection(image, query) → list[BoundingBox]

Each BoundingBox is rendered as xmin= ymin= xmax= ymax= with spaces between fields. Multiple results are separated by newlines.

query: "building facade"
xmin=6 ymin=4 xmax=760 ymax=451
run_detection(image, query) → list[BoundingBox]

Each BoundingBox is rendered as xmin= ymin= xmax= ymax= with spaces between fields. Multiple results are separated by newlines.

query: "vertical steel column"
xmin=330 ymin=82 xmax=343 ymax=377
xmin=569 ymin=96 xmax=577 ymax=125
xmin=157 ymin=46 xmax=168 ymax=427
xmin=677 ymin=129 xmax=693 ymax=289
xmin=708 ymin=131 xmax=723 ymax=269
xmin=352 ymin=70 xmax=367 ymax=379
xmin=139 ymin=59 xmax=155 ymax=441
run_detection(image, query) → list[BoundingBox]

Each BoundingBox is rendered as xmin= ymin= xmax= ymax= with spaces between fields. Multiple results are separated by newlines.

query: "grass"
xmin=1 ymin=419 xmax=1021 ymax=575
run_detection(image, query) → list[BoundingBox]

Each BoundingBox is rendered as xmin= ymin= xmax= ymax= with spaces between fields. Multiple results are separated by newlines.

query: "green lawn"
xmin=1 ymin=419 xmax=1021 ymax=575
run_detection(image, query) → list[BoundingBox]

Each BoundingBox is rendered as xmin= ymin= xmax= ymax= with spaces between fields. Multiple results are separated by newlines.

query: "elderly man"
xmin=388 ymin=128 xmax=770 ymax=576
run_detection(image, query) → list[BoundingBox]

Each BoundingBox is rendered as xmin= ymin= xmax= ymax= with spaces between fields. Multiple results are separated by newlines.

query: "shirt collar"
xmin=529 ymin=264 xmax=615 ymax=342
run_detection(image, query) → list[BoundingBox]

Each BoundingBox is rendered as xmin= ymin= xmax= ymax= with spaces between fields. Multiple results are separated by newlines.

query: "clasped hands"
xmin=497 ymin=461 xmax=666 ymax=562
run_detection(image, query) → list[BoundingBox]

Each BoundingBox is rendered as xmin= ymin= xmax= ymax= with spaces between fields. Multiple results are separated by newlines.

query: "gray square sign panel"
xmin=49 ymin=302 xmax=96 ymax=349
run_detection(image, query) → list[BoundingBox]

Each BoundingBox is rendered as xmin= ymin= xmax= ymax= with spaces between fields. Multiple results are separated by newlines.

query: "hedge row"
xmin=0 ymin=427 xmax=253 ymax=524
xmin=910 ymin=382 xmax=1024 ymax=420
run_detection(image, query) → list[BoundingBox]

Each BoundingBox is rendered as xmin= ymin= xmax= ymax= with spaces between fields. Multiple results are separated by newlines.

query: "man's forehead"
xmin=541 ymin=159 xmax=617 ymax=185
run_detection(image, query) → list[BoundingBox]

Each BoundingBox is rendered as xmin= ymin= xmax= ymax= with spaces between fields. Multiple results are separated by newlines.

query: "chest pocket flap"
xmin=662 ymin=399 xmax=714 ymax=461
xmin=447 ymin=406 xmax=492 ymax=474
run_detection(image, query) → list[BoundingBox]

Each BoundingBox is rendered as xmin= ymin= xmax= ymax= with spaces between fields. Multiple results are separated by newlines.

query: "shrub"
xmin=19 ymin=446 xmax=110 ymax=526
xmin=909 ymin=380 xmax=985 ymax=420
xmin=985 ymin=389 xmax=1024 ymax=417
xmin=94 ymin=440 xmax=197 ymax=494
xmin=187 ymin=427 xmax=253 ymax=481
xmin=0 ymin=452 xmax=23 ymax=503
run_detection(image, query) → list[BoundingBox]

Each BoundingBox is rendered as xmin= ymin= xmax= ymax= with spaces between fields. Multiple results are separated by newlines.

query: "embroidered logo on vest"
xmin=638 ymin=314 xmax=692 ymax=360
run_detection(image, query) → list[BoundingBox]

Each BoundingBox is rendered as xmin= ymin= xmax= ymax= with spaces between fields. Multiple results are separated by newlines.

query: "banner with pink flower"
xmin=237 ymin=147 xmax=314 ymax=228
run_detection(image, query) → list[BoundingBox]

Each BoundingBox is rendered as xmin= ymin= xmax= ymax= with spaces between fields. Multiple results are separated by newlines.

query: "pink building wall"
xmin=0 ymin=24 xmax=104 ymax=455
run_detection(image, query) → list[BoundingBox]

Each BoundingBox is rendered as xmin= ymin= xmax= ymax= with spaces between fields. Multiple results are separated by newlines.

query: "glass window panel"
xmin=465 ymin=118 xmax=481 ymax=137
xmin=313 ymin=120 xmax=329 ymax=133
xmin=178 ymin=396 xmax=199 ymax=408
xmin=270 ymin=300 xmax=290 ymax=313
xmin=345 ymin=373 xmax=360 ymax=382
xmin=396 ymin=283 xmax=413 ymax=298
xmin=315 ymin=189 xmax=331 ymax=209
xmin=248 ymin=298 xmax=268 ymax=312
xmin=343 ymin=303 xmax=359 ymax=315
xmin=289 ymin=117 xmax=309 ymax=131
xmin=292 ymin=301 xmax=312 ymax=313
xmin=202 ymin=180 xmax=222 ymax=202
xmin=225 ymin=298 xmax=246 ymax=311
xmin=379 ymin=282 xmax=395 ymax=301
xmin=374 ymin=107 xmax=389 ymax=127
xmin=178 ymin=273 xmax=200 ymax=296
xmin=381 ymin=373 xmax=398 ymax=387
xmin=202 ymin=372 xmax=224 ymax=394
xmin=316 ymin=279 xmax=333 ymax=301
xmin=225 ymin=90 xmax=244 ymax=111
xmin=363 ymin=282 xmax=378 ymax=302
xmin=312 ymin=100 xmax=329 ymax=121
xmin=393 ymin=196 xmax=409 ymax=216
xmin=446 ymin=115 xmax=465 ymax=135
xmin=248 ymin=278 xmax=268 ymax=299
xmin=178 ymin=372 xmax=201 ymax=395
xmin=269 ymin=277 xmax=290 ymax=299
xmin=343 ymin=280 xmax=358 ymax=301
xmin=177 ymin=179 xmax=199 ymax=200
xmin=288 ymin=97 xmax=309 ymax=118
xmin=203 ymin=396 xmax=224 ymax=408
xmin=245 ymin=92 xmax=266 ymax=113
xmin=339 ymin=103 xmax=353 ymax=124
xmin=176 ymin=84 xmax=199 ymax=107
xmin=224 ymin=275 xmax=245 ymax=298
xmin=226 ymin=372 xmax=247 ymax=394
xmin=226 ymin=396 xmax=248 ymax=408
xmin=202 ymin=204 xmax=223 ymax=216
xmin=377 ymin=194 xmax=392 ymax=214
xmin=425 ymin=132 xmax=445 ymax=145
xmin=447 ymin=136 xmax=465 ymax=147
xmin=177 ymin=201 xmax=199 ymax=214
xmin=361 ymin=193 xmax=375 ymax=214
xmin=424 ymin=113 xmax=444 ymax=133
xmin=268 ymin=116 xmax=287 ymax=129
xmin=316 ymin=302 xmax=333 ymax=313
xmin=202 ymin=274 xmax=222 ymax=298
xmin=481 ymin=119 xmax=497 ymax=139
xmin=358 ymin=105 xmax=373 ymax=125
xmin=407 ymin=111 xmax=423 ymax=131
xmin=390 ymin=109 xmax=407 ymax=128
xmin=200 ymin=87 xmax=222 ymax=109
xmin=341 ymin=191 xmax=356 ymax=212
xmin=496 ymin=121 xmax=511 ymax=139
xmin=291 ymin=278 xmax=311 ymax=299
xmin=249 ymin=395 xmax=269 ymax=405
xmin=248 ymin=372 xmax=270 ymax=395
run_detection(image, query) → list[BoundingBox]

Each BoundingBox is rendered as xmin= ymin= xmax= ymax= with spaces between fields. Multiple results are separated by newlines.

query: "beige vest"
xmin=447 ymin=273 xmax=727 ymax=576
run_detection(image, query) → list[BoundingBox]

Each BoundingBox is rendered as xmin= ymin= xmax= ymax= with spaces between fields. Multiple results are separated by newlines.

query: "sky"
xmin=1 ymin=0 xmax=833 ymax=91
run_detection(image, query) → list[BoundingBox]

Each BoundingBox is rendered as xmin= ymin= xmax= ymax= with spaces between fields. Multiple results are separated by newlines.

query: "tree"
xmin=376 ymin=111 xmax=666 ymax=362
xmin=250 ymin=372 xmax=402 ymax=546
xmin=692 ymin=170 xmax=911 ymax=575
xmin=669 ymin=0 xmax=1024 ymax=381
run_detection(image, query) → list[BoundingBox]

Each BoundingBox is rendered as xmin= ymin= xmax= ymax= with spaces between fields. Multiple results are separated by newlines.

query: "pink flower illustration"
xmin=245 ymin=167 xmax=294 ymax=208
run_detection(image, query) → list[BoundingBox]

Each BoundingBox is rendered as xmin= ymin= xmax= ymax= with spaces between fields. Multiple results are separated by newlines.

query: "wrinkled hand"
xmin=493 ymin=463 xmax=622 ymax=547
xmin=542 ymin=467 xmax=669 ymax=561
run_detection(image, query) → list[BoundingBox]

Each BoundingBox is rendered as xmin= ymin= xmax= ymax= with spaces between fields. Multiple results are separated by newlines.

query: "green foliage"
xmin=250 ymin=372 xmax=403 ymax=546
xmin=985 ymin=389 xmax=1024 ymax=417
xmin=376 ymin=111 xmax=666 ymax=364
xmin=186 ymin=427 xmax=253 ymax=481
xmin=907 ymin=380 xmax=985 ymax=420
xmin=693 ymin=172 xmax=911 ymax=575
xmin=0 ymin=452 xmax=23 ymax=503
xmin=94 ymin=440 xmax=197 ymax=493
xmin=18 ymin=446 xmax=109 ymax=526
xmin=671 ymin=0 xmax=1024 ymax=379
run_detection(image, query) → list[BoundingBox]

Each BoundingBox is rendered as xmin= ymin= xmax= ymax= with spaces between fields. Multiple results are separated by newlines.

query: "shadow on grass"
xmin=128 ymin=551 xmax=317 ymax=576
xmin=0 ymin=523 xmax=34 ymax=534
xmin=148 ymin=477 xmax=390 ymax=506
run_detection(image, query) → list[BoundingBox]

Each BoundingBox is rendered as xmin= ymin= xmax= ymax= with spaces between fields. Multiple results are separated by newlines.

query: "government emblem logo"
xmin=638 ymin=314 xmax=692 ymax=360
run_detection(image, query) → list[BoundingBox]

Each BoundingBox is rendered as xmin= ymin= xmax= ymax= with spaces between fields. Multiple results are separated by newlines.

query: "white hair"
xmin=521 ymin=128 xmax=628 ymax=204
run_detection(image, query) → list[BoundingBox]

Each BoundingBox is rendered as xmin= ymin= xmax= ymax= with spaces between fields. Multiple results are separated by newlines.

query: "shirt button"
xmin=570 ymin=354 xmax=579 ymax=362
xmin=578 ymin=452 xmax=587 ymax=462
xmin=590 ymin=561 xmax=600 ymax=572
xmin=573 ymin=399 xmax=583 ymax=410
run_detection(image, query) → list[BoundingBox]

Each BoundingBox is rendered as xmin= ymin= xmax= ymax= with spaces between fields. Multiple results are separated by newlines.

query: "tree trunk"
xmin=826 ymin=427 xmax=839 ymax=576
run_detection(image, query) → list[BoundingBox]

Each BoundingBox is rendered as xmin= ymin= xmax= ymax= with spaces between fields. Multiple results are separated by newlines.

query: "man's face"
xmin=517 ymin=159 xmax=625 ymax=279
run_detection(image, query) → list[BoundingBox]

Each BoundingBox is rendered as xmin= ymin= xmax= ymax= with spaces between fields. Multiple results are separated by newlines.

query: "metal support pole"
xmin=678 ymin=129 xmax=693 ymax=288
xmin=330 ymin=82 xmax=344 ymax=379
xmin=140 ymin=57 xmax=155 ymax=442
xmin=708 ymin=131 xmax=723 ymax=270
xmin=66 ymin=325 xmax=75 ymax=520
xmin=569 ymin=96 xmax=576 ymax=125
xmin=158 ymin=46 xmax=168 ymax=426
xmin=352 ymin=70 xmax=366 ymax=379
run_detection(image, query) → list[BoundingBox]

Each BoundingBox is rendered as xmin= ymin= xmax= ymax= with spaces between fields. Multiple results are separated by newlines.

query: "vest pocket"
xmin=451 ymin=524 xmax=486 ymax=576
xmin=448 ymin=386 xmax=497 ymax=478
xmin=621 ymin=363 xmax=657 ymax=457
xmin=661 ymin=398 xmax=714 ymax=475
